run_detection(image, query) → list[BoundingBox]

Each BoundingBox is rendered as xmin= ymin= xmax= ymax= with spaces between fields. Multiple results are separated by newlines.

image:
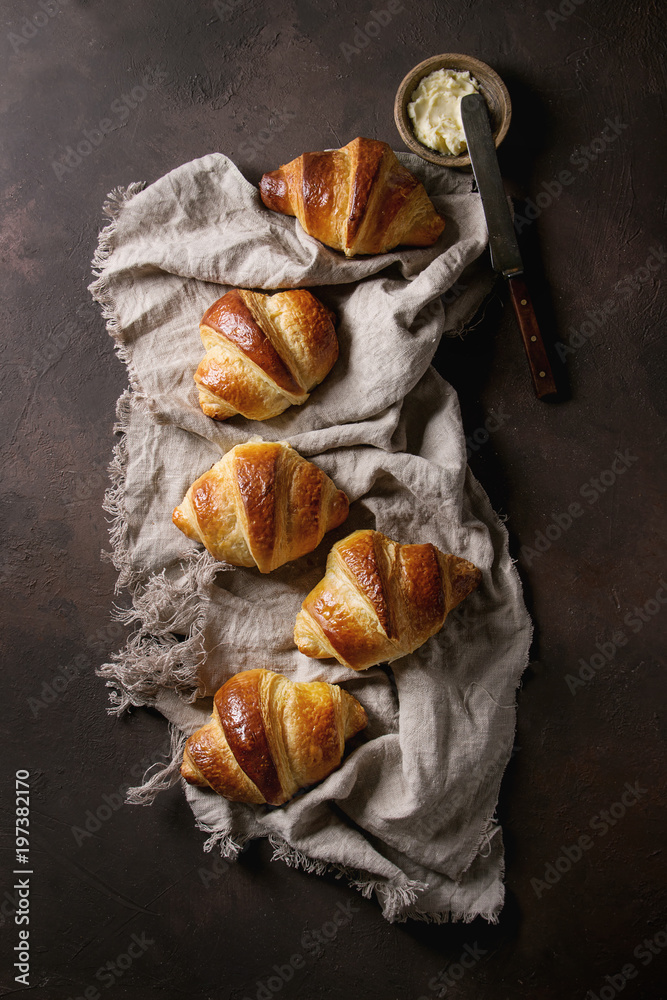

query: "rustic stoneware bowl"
xmin=394 ymin=53 xmax=511 ymax=168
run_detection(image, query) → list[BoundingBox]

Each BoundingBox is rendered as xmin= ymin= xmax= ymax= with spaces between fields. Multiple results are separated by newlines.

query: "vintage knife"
xmin=461 ymin=93 xmax=557 ymax=399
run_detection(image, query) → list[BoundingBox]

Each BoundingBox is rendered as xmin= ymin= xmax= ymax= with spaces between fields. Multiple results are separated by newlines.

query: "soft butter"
xmin=407 ymin=68 xmax=480 ymax=156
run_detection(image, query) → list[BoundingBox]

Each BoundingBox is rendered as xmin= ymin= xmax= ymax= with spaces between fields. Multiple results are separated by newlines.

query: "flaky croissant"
xmin=181 ymin=668 xmax=368 ymax=805
xmin=172 ymin=441 xmax=349 ymax=573
xmin=259 ymin=136 xmax=445 ymax=257
xmin=294 ymin=529 xmax=481 ymax=670
xmin=195 ymin=288 xmax=338 ymax=421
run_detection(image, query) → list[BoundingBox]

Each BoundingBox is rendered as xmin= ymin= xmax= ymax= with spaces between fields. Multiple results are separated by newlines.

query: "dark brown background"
xmin=2 ymin=0 xmax=665 ymax=997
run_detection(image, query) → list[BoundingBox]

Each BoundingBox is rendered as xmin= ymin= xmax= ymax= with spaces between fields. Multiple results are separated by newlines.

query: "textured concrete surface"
xmin=1 ymin=0 xmax=665 ymax=997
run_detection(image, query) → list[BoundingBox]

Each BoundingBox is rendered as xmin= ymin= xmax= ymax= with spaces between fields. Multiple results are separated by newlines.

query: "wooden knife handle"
xmin=507 ymin=275 xmax=557 ymax=399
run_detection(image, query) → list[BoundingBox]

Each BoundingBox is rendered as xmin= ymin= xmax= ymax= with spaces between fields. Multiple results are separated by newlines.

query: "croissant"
xmin=259 ymin=136 xmax=446 ymax=257
xmin=294 ymin=529 xmax=481 ymax=670
xmin=195 ymin=288 xmax=338 ymax=421
xmin=172 ymin=441 xmax=349 ymax=573
xmin=181 ymin=668 xmax=368 ymax=805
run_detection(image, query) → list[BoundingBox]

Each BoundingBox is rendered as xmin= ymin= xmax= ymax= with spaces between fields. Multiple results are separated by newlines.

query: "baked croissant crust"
xmin=181 ymin=668 xmax=368 ymax=805
xmin=195 ymin=288 xmax=338 ymax=421
xmin=259 ymin=136 xmax=446 ymax=257
xmin=294 ymin=529 xmax=481 ymax=670
xmin=172 ymin=441 xmax=349 ymax=573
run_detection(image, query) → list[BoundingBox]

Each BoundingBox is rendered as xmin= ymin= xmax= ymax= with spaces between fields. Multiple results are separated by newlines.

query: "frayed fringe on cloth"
xmin=197 ymin=826 xmax=249 ymax=860
xmin=98 ymin=389 xmax=233 ymax=713
xmin=269 ymin=834 xmax=503 ymax=924
xmin=406 ymin=904 xmax=501 ymax=925
xmin=125 ymin=723 xmax=188 ymax=805
xmin=89 ymin=183 xmax=155 ymax=409
xmin=97 ymin=548 xmax=229 ymax=712
xmin=101 ymin=390 xmax=137 ymax=595
xmin=268 ymin=834 xmax=429 ymax=924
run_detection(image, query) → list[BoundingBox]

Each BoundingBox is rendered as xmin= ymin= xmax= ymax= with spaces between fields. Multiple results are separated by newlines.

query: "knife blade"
xmin=460 ymin=93 xmax=557 ymax=399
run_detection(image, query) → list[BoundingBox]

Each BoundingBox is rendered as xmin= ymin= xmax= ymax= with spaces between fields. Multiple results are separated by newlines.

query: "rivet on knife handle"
xmin=507 ymin=275 xmax=557 ymax=398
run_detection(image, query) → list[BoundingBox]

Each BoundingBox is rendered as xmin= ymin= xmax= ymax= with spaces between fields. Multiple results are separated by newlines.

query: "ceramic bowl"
xmin=394 ymin=53 xmax=511 ymax=168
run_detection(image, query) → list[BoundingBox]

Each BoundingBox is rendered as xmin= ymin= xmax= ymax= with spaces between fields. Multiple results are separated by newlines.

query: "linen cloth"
xmin=89 ymin=150 xmax=531 ymax=923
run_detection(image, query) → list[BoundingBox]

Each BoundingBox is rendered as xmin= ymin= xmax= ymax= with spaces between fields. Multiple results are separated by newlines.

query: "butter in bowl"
xmin=394 ymin=53 xmax=511 ymax=168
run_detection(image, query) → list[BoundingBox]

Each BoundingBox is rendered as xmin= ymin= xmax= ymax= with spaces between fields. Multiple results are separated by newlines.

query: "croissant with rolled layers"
xmin=181 ymin=669 xmax=368 ymax=805
xmin=259 ymin=137 xmax=445 ymax=257
xmin=195 ymin=288 xmax=338 ymax=421
xmin=172 ymin=441 xmax=349 ymax=573
xmin=294 ymin=529 xmax=481 ymax=670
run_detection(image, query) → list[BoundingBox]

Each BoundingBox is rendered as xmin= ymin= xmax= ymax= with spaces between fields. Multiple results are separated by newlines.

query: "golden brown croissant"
xmin=172 ymin=441 xmax=349 ymax=573
xmin=181 ymin=668 xmax=368 ymax=805
xmin=195 ymin=288 xmax=338 ymax=421
xmin=259 ymin=136 xmax=445 ymax=257
xmin=294 ymin=529 xmax=481 ymax=670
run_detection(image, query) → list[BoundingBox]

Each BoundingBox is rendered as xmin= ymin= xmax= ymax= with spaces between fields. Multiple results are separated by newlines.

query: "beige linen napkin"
xmin=89 ymin=150 xmax=530 ymax=923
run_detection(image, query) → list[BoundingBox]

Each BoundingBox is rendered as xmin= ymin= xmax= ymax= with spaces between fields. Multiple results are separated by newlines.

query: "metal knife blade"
xmin=461 ymin=93 xmax=557 ymax=398
xmin=461 ymin=93 xmax=523 ymax=277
